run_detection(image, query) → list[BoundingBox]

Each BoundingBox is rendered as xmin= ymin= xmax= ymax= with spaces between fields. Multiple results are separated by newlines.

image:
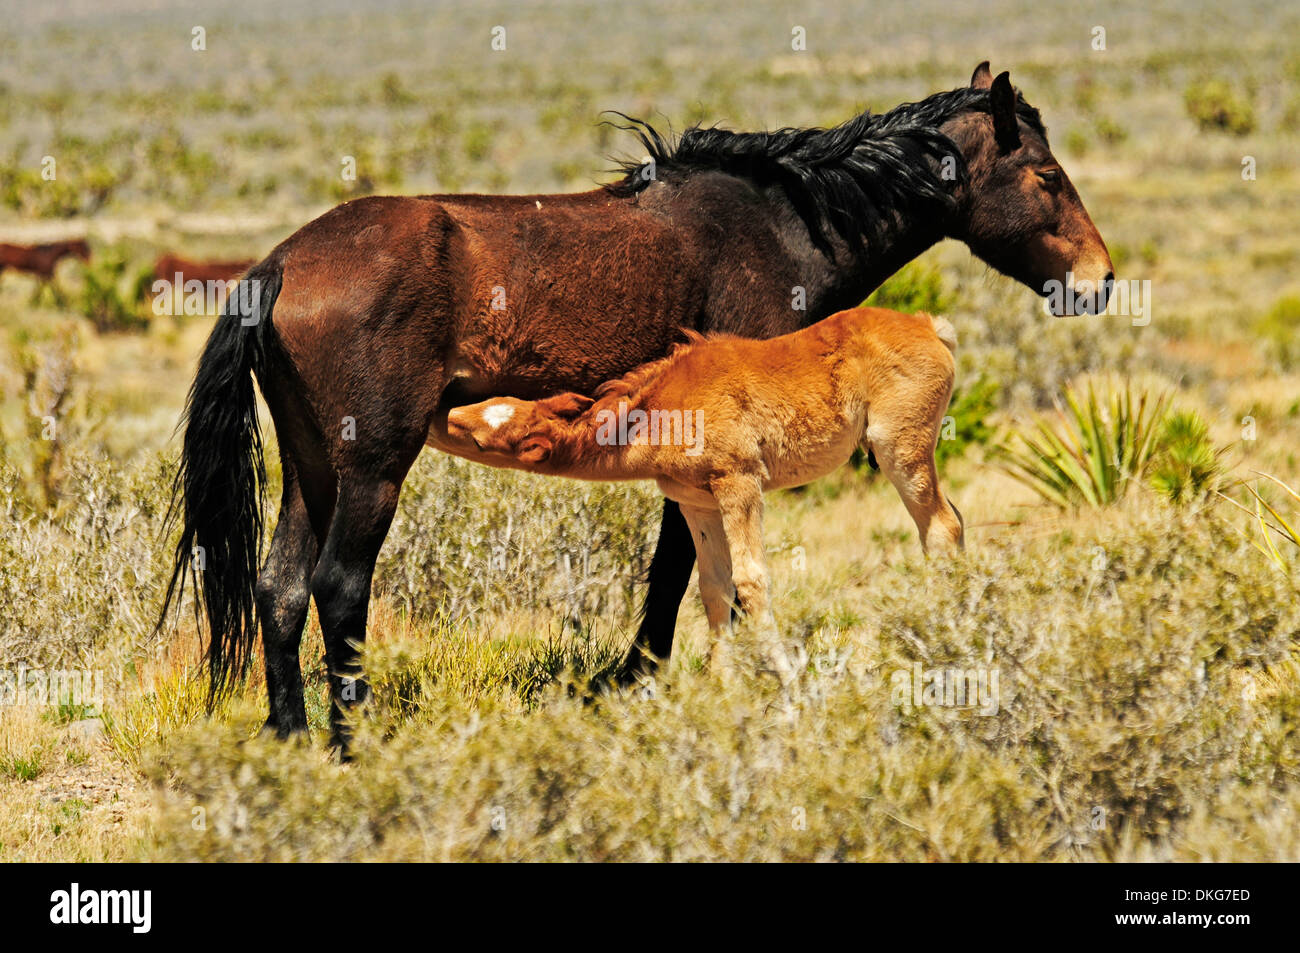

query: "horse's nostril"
xmin=1103 ymin=271 xmax=1114 ymax=287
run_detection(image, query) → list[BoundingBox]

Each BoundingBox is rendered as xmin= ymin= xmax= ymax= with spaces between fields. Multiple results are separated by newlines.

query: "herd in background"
xmin=0 ymin=236 xmax=253 ymax=315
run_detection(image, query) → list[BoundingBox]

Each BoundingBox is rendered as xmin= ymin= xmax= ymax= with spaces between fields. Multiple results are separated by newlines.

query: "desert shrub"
xmin=375 ymin=452 xmax=661 ymax=624
xmin=1253 ymin=294 xmax=1300 ymax=368
xmin=0 ymin=452 xmax=175 ymax=671
xmin=1095 ymin=116 xmax=1128 ymax=145
xmin=0 ymin=164 xmax=82 ymax=218
xmin=74 ymin=247 xmax=152 ymax=333
xmin=140 ymin=505 xmax=1300 ymax=861
xmin=378 ymin=72 xmax=417 ymax=107
xmin=945 ymin=274 xmax=1145 ymax=409
xmin=6 ymin=332 xmax=76 ymax=510
xmin=1064 ymin=128 xmax=1089 ymax=156
xmin=1183 ymin=79 xmax=1256 ymax=136
xmin=0 ymin=135 xmax=123 ymax=217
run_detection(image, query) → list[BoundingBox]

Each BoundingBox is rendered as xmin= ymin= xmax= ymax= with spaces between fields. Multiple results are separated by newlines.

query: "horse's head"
xmin=68 ymin=238 xmax=91 ymax=262
xmin=446 ymin=392 xmax=593 ymax=466
xmin=947 ymin=63 xmax=1113 ymax=315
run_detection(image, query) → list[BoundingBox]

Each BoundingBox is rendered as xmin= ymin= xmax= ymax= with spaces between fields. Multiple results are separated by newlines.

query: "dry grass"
xmin=132 ymin=498 xmax=1299 ymax=862
xmin=0 ymin=704 xmax=149 ymax=861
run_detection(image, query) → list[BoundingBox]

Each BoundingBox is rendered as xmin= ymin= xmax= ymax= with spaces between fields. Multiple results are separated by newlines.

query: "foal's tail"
xmin=158 ymin=258 xmax=283 ymax=699
xmin=926 ymin=313 xmax=958 ymax=355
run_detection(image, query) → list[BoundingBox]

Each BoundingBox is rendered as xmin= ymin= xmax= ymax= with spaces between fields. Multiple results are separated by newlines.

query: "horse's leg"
xmin=616 ymin=499 xmax=696 ymax=682
xmin=875 ymin=445 xmax=964 ymax=553
xmin=679 ymin=504 xmax=736 ymax=675
xmin=713 ymin=474 xmax=794 ymax=684
xmin=255 ymin=453 xmax=327 ymax=738
xmin=310 ymin=467 xmax=411 ymax=756
xmin=712 ymin=475 xmax=770 ymax=623
xmin=868 ymin=406 xmax=964 ymax=554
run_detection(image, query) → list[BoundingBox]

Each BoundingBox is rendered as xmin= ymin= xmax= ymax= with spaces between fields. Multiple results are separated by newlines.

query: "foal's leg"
xmin=711 ymin=475 xmax=770 ymax=623
xmin=713 ymin=475 xmax=794 ymax=682
xmin=868 ymin=417 xmax=964 ymax=553
xmin=255 ymin=457 xmax=323 ymax=738
xmin=679 ymin=504 xmax=736 ymax=672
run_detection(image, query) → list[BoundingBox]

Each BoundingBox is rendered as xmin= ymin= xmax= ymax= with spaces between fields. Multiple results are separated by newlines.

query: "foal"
xmin=447 ymin=306 xmax=964 ymax=671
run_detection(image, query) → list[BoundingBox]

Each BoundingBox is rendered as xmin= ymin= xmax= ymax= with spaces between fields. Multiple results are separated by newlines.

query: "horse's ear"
xmin=540 ymin=392 xmax=593 ymax=420
xmin=989 ymin=71 xmax=1021 ymax=151
xmin=970 ymin=61 xmax=993 ymax=89
xmin=518 ymin=434 xmax=553 ymax=464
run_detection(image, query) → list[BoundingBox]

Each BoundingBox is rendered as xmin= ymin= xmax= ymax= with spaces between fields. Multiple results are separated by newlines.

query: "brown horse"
xmin=0 ymin=238 xmax=91 ymax=280
xmin=153 ymin=254 xmax=256 ymax=286
xmin=161 ymin=63 xmax=1112 ymax=753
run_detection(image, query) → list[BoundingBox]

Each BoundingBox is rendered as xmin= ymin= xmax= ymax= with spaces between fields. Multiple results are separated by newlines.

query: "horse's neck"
xmin=814 ymin=226 xmax=946 ymax=315
xmin=701 ymin=188 xmax=946 ymax=328
xmin=548 ymin=413 xmax=645 ymax=481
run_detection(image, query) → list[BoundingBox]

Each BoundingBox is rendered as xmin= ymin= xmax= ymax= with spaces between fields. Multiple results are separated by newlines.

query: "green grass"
xmin=865 ymin=262 xmax=952 ymax=314
xmin=1253 ymin=294 xmax=1300 ymax=368
xmin=0 ymin=751 xmax=44 ymax=782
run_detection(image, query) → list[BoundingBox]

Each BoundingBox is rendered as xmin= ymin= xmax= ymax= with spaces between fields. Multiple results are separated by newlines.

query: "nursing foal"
xmin=447 ymin=306 xmax=964 ymax=669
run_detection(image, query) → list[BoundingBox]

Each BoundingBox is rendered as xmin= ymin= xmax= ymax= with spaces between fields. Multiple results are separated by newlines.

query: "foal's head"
xmin=446 ymin=392 xmax=593 ymax=465
xmin=947 ymin=62 xmax=1113 ymax=315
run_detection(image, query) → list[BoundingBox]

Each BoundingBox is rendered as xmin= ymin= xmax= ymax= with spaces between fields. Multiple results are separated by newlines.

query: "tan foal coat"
xmin=446 ymin=306 xmax=964 ymax=663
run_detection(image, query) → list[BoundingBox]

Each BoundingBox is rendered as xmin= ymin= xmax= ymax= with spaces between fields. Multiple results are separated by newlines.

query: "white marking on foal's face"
xmin=483 ymin=404 xmax=515 ymax=430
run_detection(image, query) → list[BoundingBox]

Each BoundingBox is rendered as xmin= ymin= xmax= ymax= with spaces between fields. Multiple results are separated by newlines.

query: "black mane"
xmin=606 ymin=85 xmax=1046 ymax=255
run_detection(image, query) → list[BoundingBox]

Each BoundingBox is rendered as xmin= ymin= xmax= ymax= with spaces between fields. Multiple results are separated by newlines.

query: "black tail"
xmin=159 ymin=260 xmax=283 ymax=699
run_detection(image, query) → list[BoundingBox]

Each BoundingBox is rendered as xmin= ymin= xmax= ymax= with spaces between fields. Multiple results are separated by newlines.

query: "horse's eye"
xmin=1038 ymin=169 xmax=1061 ymax=189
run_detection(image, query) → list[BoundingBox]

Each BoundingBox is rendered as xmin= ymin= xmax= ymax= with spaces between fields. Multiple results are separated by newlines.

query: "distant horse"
xmin=0 ymin=238 xmax=91 ymax=282
xmin=446 ymin=307 xmax=964 ymax=680
xmin=153 ymin=254 xmax=255 ymax=286
xmin=161 ymin=63 xmax=1112 ymax=753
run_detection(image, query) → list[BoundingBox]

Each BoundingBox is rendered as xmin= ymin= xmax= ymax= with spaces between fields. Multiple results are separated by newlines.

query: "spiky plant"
xmin=995 ymin=379 xmax=1169 ymax=508
xmin=1148 ymin=410 xmax=1225 ymax=504
xmin=1219 ymin=472 xmax=1300 ymax=570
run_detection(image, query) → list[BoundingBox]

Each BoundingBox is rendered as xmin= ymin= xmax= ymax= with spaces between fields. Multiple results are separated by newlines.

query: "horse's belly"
xmin=762 ymin=429 xmax=859 ymax=492
xmin=655 ymin=477 xmax=716 ymax=510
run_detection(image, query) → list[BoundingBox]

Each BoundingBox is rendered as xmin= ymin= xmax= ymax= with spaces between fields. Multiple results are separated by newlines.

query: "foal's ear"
xmin=970 ymin=61 xmax=993 ymax=90
xmin=517 ymin=434 xmax=553 ymax=465
xmin=989 ymin=71 xmax=1022 ymax=152
xmin=539 ymin=392 xmax=594 ymax=420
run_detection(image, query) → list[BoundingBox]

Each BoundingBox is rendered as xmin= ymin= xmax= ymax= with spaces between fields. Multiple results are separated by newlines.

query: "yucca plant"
xmin=1219 ymin=472 xmax=1300 ymax=570
xmin=995 ymin=379 xmax=1169 ymax=508
xmin=1148 ymin=410 xmax=1225 ymax=503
